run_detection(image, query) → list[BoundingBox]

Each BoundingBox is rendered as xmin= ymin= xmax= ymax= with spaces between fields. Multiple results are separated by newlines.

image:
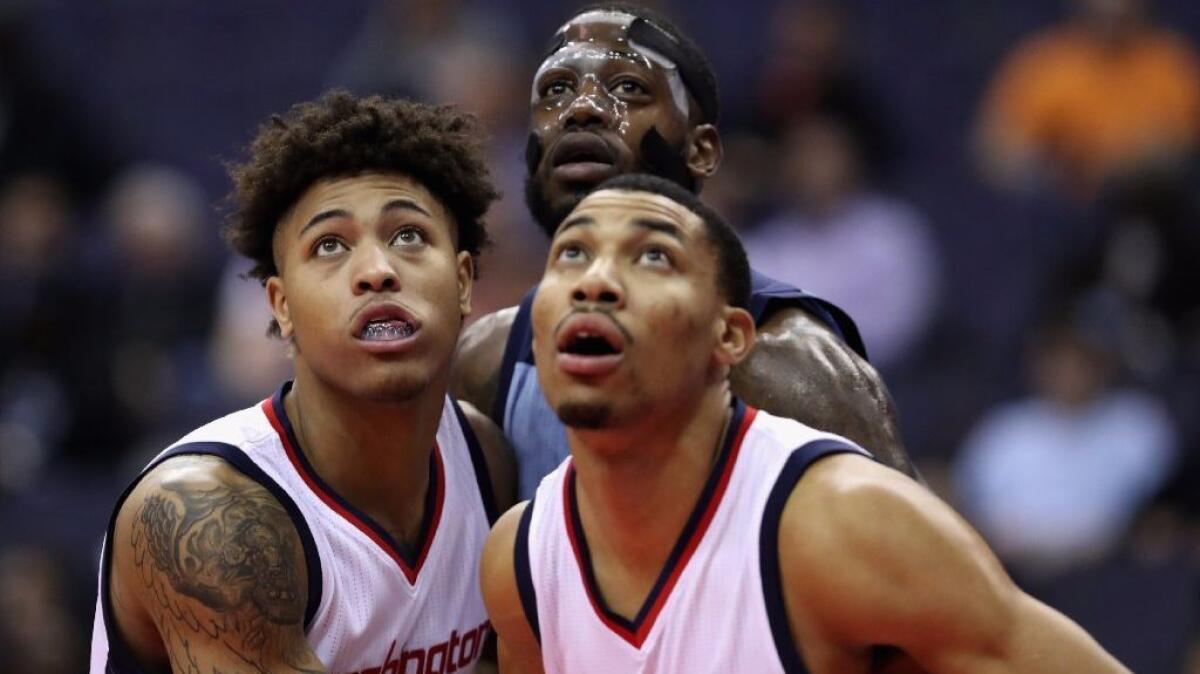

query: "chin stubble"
xmin=555 ymin=402 xmax=612 ymax=429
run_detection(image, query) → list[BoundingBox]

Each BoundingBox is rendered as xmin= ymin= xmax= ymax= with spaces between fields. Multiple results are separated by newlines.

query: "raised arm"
xmin=451 ymin=306 xmax=519 ymax=424
xmin=109 ymin=455 xmax=323 ymax=673
xmin=480 ymin=503 xmax=546 ymax=674
xmin=731 ymin=306 xmax=918 ymax=479
xmin=780 ymin=455 xmax=1128 ymax=674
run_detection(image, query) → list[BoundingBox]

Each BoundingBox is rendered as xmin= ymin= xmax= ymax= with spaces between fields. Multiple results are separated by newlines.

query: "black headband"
xmin=538 ymin=17 xmax=717 ymax=124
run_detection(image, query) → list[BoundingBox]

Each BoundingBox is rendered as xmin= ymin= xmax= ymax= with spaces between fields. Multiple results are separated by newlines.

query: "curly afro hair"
xmin=225 ymin=90 xmax=498 ymax=283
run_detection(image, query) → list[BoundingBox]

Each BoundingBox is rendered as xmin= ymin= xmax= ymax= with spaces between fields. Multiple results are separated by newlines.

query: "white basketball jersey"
xmin=515 ymin=401 xmax=870 ymax=674
xmin=90 ymin=382 xmax=496 ymax=674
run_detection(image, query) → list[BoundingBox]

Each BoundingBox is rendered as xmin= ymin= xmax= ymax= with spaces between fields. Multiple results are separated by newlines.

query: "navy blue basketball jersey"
xmin=495 ymin=270 xmax=867 ymax=499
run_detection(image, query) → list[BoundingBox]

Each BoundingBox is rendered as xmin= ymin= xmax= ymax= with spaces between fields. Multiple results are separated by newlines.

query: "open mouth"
xmin=353 ymin=304 xmax=421 ymax=343
xmin=358 ymin=318 xmax=416 ymax=342
xmin=555 ymin=313 xmax=626 ymax=377
xmin=560 ymin=331 xmax=621 ymax=356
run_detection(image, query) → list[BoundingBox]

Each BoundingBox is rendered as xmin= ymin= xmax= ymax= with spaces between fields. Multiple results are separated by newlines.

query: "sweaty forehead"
xmin=564 ymin=189 xmax=702 ymax=235
xmin=558 ymin=10 xmax=636 ymax=42
xmin=540 ymin=11 xmax=672 ymax=73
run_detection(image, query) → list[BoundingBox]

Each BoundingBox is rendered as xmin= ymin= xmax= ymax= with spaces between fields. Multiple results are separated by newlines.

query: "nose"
xmin=571 ymin=259 xmax=624 ymax=308
xmin=352 ymin=243 xmax=399 ymax=294
xmin=562 ymin=77 xmax=615 ymax=130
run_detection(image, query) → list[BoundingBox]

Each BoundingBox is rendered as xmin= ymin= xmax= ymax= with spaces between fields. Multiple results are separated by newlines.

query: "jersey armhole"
xmin=451 ymin=397 xmax=501 ymax=525
xmin=513 ymin=497 xmax=541 ymax=645
xmin=99 ymin=441 xmax=323 ymax=674
xmin=759 ymin=439 xmax=868 ymax=673
xmin=493 ymin=288 xmax=538 ymax=429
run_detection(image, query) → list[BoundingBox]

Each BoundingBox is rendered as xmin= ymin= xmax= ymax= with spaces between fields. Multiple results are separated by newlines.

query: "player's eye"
xmin=556 ymin=244 xmax=587 ymax=264
xmin=314 ymin=237 xmax=348 ymax=258
xmin=541 ymin=79 xmax=573 ymax=97
xmin=611 ymin=79 xmax=648 ymax=96
xmin=391 ymin=226 xmax=426 ymax=248
xmin=638 ymin=246 xmax=672 ymax=267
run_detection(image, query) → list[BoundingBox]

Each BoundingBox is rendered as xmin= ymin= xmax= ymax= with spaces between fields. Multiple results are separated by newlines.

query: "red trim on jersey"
xmin=563 ymin=406 xmax=759 ymax=648
xmin=261 ymin=397 xmax=445 ymax=585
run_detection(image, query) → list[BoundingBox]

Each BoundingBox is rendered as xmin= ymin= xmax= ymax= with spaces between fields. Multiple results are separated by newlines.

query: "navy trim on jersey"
xmin=452 ymin=397 xmax=500 ymax=525
xmin=100 ymin=441 xmax=321 ymax=673
xmin=493 ymin=288 xmax=538 ymax=429
xmin=565 ymin=401 xmax=749 ymax=641
xmin=760 ymin=439 xmax=868 ymax=673
xmin=270 ymin=384 xmax=441 ymax=573
xmin=513 ymin=498 xmax=541 ymax=645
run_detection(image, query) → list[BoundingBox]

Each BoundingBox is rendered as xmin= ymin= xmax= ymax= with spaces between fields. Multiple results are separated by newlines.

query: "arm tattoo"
xmin=131 ymin=476 xmax=323 ymax=673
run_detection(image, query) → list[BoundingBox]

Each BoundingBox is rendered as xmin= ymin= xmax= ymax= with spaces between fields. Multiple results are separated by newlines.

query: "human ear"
xmin=687 ymin=124 xmax=723 ymax=178
xmin=456 ymin=251 xmax=475 ymax=317
xmin=266 ymin=276 xmax=293 ymax=339
xmin=715 ymin=306 xmax=755 ymax=366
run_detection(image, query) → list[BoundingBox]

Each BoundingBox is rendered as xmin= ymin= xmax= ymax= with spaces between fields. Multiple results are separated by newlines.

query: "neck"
xmin=567 ymin=384 xmax=735 ymax=577
xmin=284 ymin=362 xmax=447 ymax=542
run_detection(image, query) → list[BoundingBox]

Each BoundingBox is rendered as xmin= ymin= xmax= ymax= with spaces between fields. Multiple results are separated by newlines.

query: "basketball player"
xmin=480 ymin=174 xmax=1128 ymax=673
xmin=451 ymin=3 xmax=917 ymax=501
xmin=90 ymin=92 xmax=514 ymax=673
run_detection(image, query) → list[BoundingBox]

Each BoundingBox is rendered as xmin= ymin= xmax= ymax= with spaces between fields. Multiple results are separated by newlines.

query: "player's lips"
xmin=550 ymin=133 xmax=618 ymax=184
xmin=555 ymin=312 xmax=626 ymax=377
xmin=350 ymin=302 xmax=421 ymax=354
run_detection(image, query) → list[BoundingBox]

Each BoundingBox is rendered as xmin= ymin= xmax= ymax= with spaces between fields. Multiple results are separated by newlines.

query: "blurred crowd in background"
xmin=0 ymin=0 xmax=1197 ymax=671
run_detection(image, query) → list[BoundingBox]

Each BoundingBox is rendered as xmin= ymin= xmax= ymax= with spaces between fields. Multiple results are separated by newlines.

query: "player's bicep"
xmin=116 ymin=456 xmax=324 ymax=673
xmin=480 ymin=503 xmax=545 ymax=674
xmin=781 ymin=457 xmax=1125 ymax=673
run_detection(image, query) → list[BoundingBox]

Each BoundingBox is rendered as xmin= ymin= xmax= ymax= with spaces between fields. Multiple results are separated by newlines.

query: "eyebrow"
xmin=556 ymin=214 xmax=595 ymax=235
xmin=632 ymin=217 xmax=685 ymax=241
xmin=555 ymin=214 xmax=686 ymax=241
xmin=299 ymin=198 xmax=432 ymax=237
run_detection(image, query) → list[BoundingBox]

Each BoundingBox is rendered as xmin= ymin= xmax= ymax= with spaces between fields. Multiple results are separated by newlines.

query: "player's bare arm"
xmin=779 ymin=454 xmax=1128 ymax=673
xmin=110 ymin=455 xmax=324 ymax=674
xmin=732 ymin=307 xmax=917 ymax=479
xmin=480 ymin=503 xmax=546 ymax=674
xmin=459 ymin=399 xmax=518 ymax=515
xmin=452 ymin=307 xmax=519 ymax=424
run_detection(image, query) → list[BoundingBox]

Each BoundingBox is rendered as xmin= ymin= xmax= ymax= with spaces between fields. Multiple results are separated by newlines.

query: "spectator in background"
xmin=975 ymin=0 xmax=1200 ymax=200
xmin=752 ymin=1 xmax=898 ymax=176
xmin=953 ymin=309 xmax=1178 ymax=577
xmin=327 ymin=0 xmax=520 ymax=101
xmin=0 ymin=173 xmax=128 ymax=471
xmin=743 ymin=115 xmax=939 ymax=369
xmin=102 ymin=164 xmax=221 ymax=458
xmin=0 ymin=544 xmax=82 ymax=674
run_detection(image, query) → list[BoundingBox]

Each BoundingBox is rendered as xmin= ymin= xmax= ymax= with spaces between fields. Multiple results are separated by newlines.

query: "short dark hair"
xmin=569 ymin=2 xmax=719 ymax=124
xmin=225 ymin=90 xmax=497 ymax=283
xmin=592 ymin=173 xmax=749 ymax=309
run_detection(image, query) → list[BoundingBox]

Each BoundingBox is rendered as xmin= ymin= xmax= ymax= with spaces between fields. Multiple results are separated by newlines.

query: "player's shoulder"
xmin=451 ymin=305 xmax=520 ymax=416
xmin=113 ymin=400 xmax=288 ymax=541
xmin=170 ymin=401 xmax=277 ymax=453
xmin=778 ymin=451 xmax=954 ymax=575
xmin=480 ymin=501 xmax=530 ymax=603
xmin=458 ymin=305 xmax=519 ymax=356
xmin=455 ymin=398 xmax=518 ymax=513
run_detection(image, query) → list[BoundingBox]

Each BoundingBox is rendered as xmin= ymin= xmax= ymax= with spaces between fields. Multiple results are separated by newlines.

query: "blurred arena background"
xmin=0 ymin=0 xmax=1198 ymax=671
